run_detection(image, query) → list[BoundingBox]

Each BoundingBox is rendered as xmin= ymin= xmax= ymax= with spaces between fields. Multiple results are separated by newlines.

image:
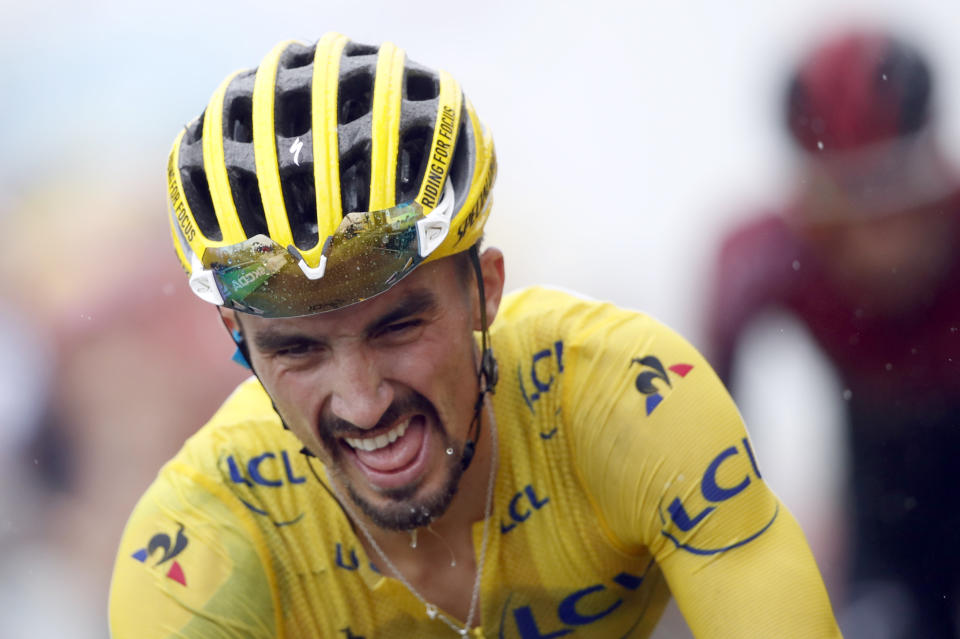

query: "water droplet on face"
xmin=446 ymin=447 xmax=454 ymax=455
xmin=817 ymin=140 xmax=824 ymax=151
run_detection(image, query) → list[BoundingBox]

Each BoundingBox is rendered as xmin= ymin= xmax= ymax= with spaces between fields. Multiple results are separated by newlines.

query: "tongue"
xmin=353 ymin=419 xmax=426 ymax=472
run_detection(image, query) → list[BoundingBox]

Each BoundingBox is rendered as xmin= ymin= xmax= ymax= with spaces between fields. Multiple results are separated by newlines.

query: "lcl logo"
xmin=659 ymin=438 xmax=778 ymax=555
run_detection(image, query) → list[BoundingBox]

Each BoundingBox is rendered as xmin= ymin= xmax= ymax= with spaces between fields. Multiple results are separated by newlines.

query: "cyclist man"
xmin=109 ymin=33 xmax=841 ymax=637
xmin=707 ymin=29 xmax=960 ymax=638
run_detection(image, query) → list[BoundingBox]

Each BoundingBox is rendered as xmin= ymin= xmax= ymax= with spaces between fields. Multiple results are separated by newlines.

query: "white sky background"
xmin=3 ymin=0 xmax=960 ymax=342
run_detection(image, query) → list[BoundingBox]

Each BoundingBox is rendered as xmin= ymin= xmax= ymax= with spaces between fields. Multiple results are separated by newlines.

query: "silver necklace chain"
xmin=331 ymin=395 xmax=498 ymax=637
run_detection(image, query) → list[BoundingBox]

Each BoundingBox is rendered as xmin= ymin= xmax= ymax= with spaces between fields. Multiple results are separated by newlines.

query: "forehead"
xmin=239 ymin=257 xmax=465 ymax=334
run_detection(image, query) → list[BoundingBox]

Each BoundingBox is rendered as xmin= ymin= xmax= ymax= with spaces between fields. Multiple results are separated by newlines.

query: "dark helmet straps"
xmin=460 ymin=243 xmax=499 ymax=472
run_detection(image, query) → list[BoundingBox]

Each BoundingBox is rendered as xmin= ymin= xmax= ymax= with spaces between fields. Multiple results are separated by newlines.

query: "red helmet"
xmin=785 ymin=30 xmax=932 ymax=153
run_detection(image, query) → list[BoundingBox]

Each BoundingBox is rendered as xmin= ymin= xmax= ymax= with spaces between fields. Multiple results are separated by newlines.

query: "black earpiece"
xmin=460 ymin=440 xmax=476 ymax=471
xmin=481 ymin=348 xmax=499 ymax=392
xmin=460 ymin=244 xmax=500 ymax=474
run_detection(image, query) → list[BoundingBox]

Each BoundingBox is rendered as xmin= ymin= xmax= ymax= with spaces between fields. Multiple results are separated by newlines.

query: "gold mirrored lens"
xmin=201 ymin=201 xmax=425 ymax=317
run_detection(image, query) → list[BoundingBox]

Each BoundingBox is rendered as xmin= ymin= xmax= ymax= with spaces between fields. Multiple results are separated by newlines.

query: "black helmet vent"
xmin=226 ymin=97 xmax=254 ymax=143
xmin=278 ymin=89 xmax=311 ymax=137
xmin=338 ymin=72 xmax=374 ymax=124
xmin=344 ymin=42 xmax=378 ymax=57
xmin=281 ymin=169 xmax=319 ymax=249
xmin=340 ymin=141 xmax=371 ymax=213
xmin=184 ymin=112 xmax=205 ymax=145
xmin=397 ymin=126 xmax=431 ymax=203
xmin=228 ymin=168 xmax=269 ymax=238
xmin=406 ymin=71 xmax=439 ymax=101
xmin=282 ymin=44 xmax=316 ymax=70
xmin=181 ymin=168 xmax=222 ymax=241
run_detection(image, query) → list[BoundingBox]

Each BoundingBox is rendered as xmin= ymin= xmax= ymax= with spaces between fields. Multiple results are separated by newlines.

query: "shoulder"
xmin=109 ymin=377 xmax=288 ymax=637
xmin=707 ymin=211 xmax=807 ymax=350
xmin=499 ymin=286 xmax=684 ymax=359
xmin=495 ymin=285 xmax=652 ymax=340
xmin=175 ymin=376 xmax=298 ymax=473
xmin=493 ymin=286 xmax=690 ymax=407
xmin=493 ymin=286 xmax=671 ymax=404
xmin=716 ymin=211 xmax=803 ymax=283
xmin=494 ymin=286 xmax=726 ymax=456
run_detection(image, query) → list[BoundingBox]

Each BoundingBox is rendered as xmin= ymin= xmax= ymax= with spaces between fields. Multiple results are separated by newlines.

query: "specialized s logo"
xmin=131 ymin=523 xmax=189 ymax=586
xmin=630 ymin=355 xmax=693 ymax=415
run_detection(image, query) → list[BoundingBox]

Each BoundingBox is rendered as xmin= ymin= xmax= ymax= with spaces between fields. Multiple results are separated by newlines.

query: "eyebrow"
xmin=249 ymin=287 xmax=440 ymax=352
xmin=366 ymin=288 xmax=439 ymax=334
xmin=251 ymin=329 xmax=320 ymax=353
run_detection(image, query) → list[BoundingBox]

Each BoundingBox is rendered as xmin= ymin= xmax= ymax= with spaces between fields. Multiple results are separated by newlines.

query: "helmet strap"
xmin=461 ymin=244 xmax=499 ymax=471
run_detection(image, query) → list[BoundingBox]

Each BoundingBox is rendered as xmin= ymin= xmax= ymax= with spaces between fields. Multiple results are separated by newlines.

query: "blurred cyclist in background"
xmin=708 ymin=28 xmax=960 ymax=639
xmin=109 ymin=32 xmax=840 ymax=637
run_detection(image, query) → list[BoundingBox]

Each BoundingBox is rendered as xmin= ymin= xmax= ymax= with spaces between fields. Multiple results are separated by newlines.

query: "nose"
xmin=328 ymin=345 xmax=394 ymax=429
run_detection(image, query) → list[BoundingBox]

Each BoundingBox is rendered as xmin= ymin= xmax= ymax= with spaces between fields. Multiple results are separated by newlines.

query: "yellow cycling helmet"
xmin=167 ymin=33 xmax=496 ymax=317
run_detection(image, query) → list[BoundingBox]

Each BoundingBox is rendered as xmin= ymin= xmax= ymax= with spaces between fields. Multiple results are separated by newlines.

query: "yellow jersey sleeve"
xmin=550 ymin=292 xmax=840 ymax=637
xmin=109 ymin=459 xmax=281 ymax=638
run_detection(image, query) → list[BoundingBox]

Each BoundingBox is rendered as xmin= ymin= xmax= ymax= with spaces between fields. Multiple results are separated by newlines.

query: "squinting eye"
xmin=276 ymin=343 xmax=315 ymax=357
xmin=386 ymin=320 xmax=422 ymax=334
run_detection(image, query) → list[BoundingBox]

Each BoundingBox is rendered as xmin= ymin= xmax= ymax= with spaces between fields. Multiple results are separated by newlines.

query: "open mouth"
xmin=339 ymin=416 xmax=431 ymax=490
xmin=344 ymin=418 xmax=412 ymax=451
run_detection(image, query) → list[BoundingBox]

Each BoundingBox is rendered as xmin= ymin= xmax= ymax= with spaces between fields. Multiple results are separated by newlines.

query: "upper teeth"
xmin=345 ymin=418 xmax=411 ymax=452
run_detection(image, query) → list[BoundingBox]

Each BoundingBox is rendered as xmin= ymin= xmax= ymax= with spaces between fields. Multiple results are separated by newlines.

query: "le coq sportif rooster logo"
xmin=630 ymin=355 xmax=693 ymax=415
xmin=131 ymin=523 xmax=189 ymax=586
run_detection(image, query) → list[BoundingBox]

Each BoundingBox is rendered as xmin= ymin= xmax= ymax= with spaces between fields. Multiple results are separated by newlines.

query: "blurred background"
xmin=2 ymin=0 xmax=959 ymax=636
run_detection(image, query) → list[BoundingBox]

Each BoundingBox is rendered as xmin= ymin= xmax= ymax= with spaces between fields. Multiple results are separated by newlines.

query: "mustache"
xmin=318 ymin=390 xmax=439 ymax=439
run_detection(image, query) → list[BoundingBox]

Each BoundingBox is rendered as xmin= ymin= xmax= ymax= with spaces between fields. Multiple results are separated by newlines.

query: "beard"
xmin=344 ymin=447 xmax=464 ymax=530
xmin=315 ymin=390 xmax=467 ymax=531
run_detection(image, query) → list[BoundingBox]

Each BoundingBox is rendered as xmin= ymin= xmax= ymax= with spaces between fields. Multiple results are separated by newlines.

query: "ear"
xmin=474 ymin=247 xmax=505 ymax=331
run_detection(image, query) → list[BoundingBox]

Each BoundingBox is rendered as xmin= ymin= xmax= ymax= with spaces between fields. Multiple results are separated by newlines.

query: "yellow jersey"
xmin=109 ymin=287 xmax=840 ymax=638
